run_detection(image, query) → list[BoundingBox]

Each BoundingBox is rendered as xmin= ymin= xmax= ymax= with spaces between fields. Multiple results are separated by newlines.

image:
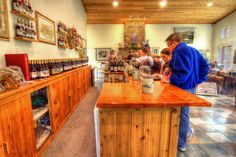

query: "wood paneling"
xmin=97 ymin=80 xmax=211 ymax=108
xmin=100 ymin=107 xmax=180 ymax=157
xmin=0 ymin=95 xmax=36 ymax=157
xmin=82 ymin=0 xmax=236 ymax=24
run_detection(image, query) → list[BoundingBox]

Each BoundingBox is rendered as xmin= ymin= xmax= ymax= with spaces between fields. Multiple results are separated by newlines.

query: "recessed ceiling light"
xmin=160 ymin=0 xmax=167 ymax=8
xmin=113 ymin=1 xmax=119 ymax=7
xmin=207 ymin=2 xmax=213 ymax=7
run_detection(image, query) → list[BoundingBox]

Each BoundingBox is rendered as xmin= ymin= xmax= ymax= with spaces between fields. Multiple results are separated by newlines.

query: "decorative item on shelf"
xmin=15 ymin=17 xmax=36 ymax=40
xmin=12 ymin=0 xmax=34 ymax=16
xmin=36 ymin=11 xmax=56 ymax=45
xmin=11 ymin=0 xmax=37 ymax=42
xmin=57 ymin=22 xmax=68 ymax=48
xmin=0 ymin=0 xmax=10 ymax=41
xmin=67 ymin=27 xmax=76 ymax=49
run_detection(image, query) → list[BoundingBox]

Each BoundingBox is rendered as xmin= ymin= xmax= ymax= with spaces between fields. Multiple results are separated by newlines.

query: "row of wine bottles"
xmin=16 ymin=17 xmax=36 ymax=39
xmin=109 ymin=60 xmax=125 ymax=72
xmin=12 ymin=0 xmax=34 ymax=15
xmin=29 ymin=59 xmax=89 ymax=80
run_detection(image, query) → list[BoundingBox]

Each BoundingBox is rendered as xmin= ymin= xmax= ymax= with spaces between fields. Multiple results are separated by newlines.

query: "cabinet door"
xmin=50 ymin=77 xmax=70 ymax=131
xmin=86 ymin=68 xmax=91 ymax=90
xmin=71 ymin=73 xmax=80 ymax=108
xmin=0 ymin=95 xmax=36 ymax=157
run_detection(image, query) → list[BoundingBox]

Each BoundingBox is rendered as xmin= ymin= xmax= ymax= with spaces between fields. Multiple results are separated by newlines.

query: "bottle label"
xmin=114 ymin=67 xmax=117 ymax=72
xmin=30 ymin=72 xmax=37 ymax=79
xmin=39 ymin=71 xmax=44 ymax=78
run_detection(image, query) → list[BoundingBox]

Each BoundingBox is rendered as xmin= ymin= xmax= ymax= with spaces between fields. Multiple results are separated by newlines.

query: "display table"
xmin=95 ymin=80 xmax=211 ymax=157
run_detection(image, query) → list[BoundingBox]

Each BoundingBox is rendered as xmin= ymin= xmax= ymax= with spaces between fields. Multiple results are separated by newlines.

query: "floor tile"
xmin=206 ymin=133 xmax=232 ymax=143
xmin=200 ymin=143 xmax=230 ymax=157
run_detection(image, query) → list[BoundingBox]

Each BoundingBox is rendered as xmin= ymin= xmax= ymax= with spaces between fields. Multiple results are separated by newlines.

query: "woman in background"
xmin=152 ymin=48 xmax=172 ymax=82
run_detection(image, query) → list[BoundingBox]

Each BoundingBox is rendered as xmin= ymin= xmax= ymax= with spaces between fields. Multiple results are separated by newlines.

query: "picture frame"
xmin=0 ymin=0 xmax=10 ymax=40
xmin=152 ymin=47 xmax=160 ymax=55
xmin=196 ymin=82 xmax=217 ymax=96
xmin=36 ymin=11 xmax=56 ymax=45
xmin=96 ymin=48 xmax=111 ymax=61
xmin=174 ymin=27 xmax=195 ymax=44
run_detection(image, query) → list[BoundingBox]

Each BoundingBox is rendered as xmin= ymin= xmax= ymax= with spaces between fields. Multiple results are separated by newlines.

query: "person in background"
xmin=151 ymin=55 xmax=162 ymax=74
xmin=166 ymin=33 xmax=209 ymax=152
xmin=136 ymin=47 xmax=153 ymax=67
xmin=108 ymin=49 xmax=116 ymax=63
xmin=127 ymin=50 xmax=134 ymax=61
xmin=152 ymin=48 xmax=172 ymax=82
xmin=160 ymin=48 xmax=172 ymax=82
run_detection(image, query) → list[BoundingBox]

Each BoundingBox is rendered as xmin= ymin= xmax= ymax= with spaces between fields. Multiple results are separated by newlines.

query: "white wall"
xmin=87 ymin=24 xmax=124 ymax=65
xmin=88 ymin=24 xmax=213 ymax=66
xmin=212 ymin=11 xmax=236 ymax=64
xmin=146 ymin=24 xmax=213 ymax=57
xmin=0 ymin=0 xmax=86 ymax=67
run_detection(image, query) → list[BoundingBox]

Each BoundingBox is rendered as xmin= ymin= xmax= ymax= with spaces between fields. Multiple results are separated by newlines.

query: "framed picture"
xmin=152 ymin=47 xmax=160 ymax=55
xmin=174 ymin=27 xmax=195 ymax=44
xmin=96 ymin=48 xmax=111 ymax=61
xmin=36 ymin=11 xmax=56 ymax=45
xmin=196 ymin=82 xmax=217 ymax=96
xmin=0 ymin=0 xmax=9 ymax=40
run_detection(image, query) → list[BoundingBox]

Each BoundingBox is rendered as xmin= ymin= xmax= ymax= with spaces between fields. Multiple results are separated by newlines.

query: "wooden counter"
xmin=96 ymin=80 xmax=211 ymax=157
xmin=97 ymin=81 xmax=211 ymax=108
xmin=0 ymin=66 xmax=91 ymax=157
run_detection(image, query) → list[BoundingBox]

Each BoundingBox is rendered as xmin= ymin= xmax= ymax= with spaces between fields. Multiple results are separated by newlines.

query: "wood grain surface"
xmin=97 ymin=80 xmax=211 ymax=108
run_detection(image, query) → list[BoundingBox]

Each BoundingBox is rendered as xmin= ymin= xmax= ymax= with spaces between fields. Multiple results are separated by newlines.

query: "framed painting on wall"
xmin=36 ymin=11 xmax=56 ymax=45
xmin=0 ymin=0 xmax=10 ymax=40
xmin=152 ymin=47 xmax=160 ymax=55
xmin=174 ymin=27 xmax=195 ymax=44
xmin=96 ymin=48 xmax=111 ymax=61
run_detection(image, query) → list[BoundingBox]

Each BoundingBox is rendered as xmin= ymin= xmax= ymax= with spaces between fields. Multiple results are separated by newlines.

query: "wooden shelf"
xmin=57 ymin=31 xmax=67 ymax=36
xmin=58 ymin=45 xmax=67 ymax=49
xmin=11 ymin=9 xmax=36 ymax=21
xmin=33 ymin=107 xmax=49 ymax=121
xmin=36 ymin=129 xmax=51 ymax=149
xmin=14 ymin=36 xmax=38 ymax=42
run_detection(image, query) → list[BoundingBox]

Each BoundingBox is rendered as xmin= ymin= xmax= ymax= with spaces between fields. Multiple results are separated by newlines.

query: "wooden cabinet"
xmin=0 ymin=95 xmax=36 ymax=157
xmin=0 ymin=66 xmax=91 ymax=157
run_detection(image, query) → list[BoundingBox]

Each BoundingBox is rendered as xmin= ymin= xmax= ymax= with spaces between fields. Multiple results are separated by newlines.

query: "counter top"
xmin=96 ymin=80 xmax=211 ymax=108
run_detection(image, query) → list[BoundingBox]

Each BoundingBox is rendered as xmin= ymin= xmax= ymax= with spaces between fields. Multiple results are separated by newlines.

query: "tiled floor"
xmin=178 ymin=95 xmax=236 ymax=157
xmin=42 ymin=78 xmax=236 ymax=157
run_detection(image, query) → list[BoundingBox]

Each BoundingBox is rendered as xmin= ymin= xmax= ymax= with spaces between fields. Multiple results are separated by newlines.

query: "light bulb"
xmin=160 ymin=0 xmax=167 ymax=8
xmin=113 ymin=1 xmax=119 ymax=7
xmin=207 ymin=2 xmax=213 ymax=7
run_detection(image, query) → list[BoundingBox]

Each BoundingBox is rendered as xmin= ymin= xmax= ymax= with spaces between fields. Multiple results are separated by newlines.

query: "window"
xmin=221 ymin=26 xmax=231 ymax=39
xmin=218 ymin=45 xmax=233 ymax=71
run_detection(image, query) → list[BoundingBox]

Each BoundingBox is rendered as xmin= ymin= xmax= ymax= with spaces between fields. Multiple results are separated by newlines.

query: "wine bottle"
xmin=114 ymin=60 xmax=117 ymax=72
xmin=29 ymin=60 xmax=37 ymax=80
xmin=110 ymin=61 xmax=113 ymax=72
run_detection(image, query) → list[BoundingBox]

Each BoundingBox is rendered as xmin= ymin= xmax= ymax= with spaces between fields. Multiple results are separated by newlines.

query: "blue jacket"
xmin=169 ymin=43 xmax=209 ymax=89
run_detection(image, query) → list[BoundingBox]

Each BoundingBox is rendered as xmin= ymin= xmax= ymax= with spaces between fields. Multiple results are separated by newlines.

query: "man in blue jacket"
xmin=165 ymin=33 xmax=209 ymax=152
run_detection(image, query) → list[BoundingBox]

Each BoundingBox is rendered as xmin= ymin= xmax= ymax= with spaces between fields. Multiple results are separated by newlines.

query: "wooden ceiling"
xmin=81 ymin=0 xmax=236 ymax=24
